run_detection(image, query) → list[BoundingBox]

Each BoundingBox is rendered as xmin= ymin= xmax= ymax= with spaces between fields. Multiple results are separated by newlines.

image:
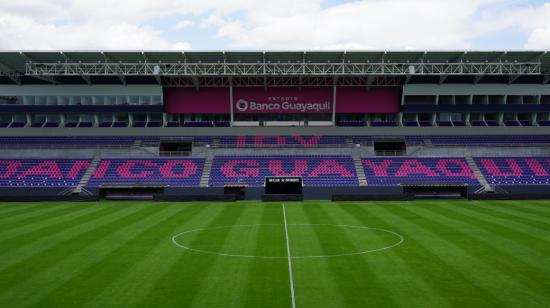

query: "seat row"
xmin=1 ymin=157 xmax=549 ymax=187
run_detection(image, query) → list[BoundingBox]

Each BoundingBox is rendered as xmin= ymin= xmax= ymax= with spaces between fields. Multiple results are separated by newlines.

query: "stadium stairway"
xmin=465 ymin=156 xmax=493 ymax=192
xmin=132 ymin=139 xmax=142 ymax=148
xmin=353 ymin=153 xmax=368 ymax=186
xmin=212 ymin=137 xmax=220 ymax=147
xmin=423 ymin=138 xmax=433 ymax=147
xmin=72 ymin=155 xmax=101 ymax=195
xmin=200 ymin=151 xmax=214 ymax=187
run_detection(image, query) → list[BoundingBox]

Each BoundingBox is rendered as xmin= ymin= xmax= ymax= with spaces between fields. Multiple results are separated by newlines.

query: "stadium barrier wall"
xmin=0 ymin=187 xmax=99 ymax=201
xmin=469 ymin=185 xmax=550 ymax=200
xmin=1 ymin=185 xmax=549 ymax=201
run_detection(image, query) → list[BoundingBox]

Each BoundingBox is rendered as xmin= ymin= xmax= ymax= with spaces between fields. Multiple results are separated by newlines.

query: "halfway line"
xmin=282 ymin=204 xmax=297 ymax=308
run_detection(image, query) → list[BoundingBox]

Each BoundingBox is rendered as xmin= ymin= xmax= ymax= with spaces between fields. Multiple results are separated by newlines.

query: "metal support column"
xmin=332 ymin=84 xmax=337 ymax=126
xmin=229 ymin=85 xmax=234 ymax=126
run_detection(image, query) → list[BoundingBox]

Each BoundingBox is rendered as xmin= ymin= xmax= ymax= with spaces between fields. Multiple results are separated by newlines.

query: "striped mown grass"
xmin=0 ymin=200 xmax=549 ymax=307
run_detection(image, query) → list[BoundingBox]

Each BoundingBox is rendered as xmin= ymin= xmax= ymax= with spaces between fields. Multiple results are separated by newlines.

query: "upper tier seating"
xmin=9 ymin=122 xmax=25 ymax=128
xmin=362 ymin=158 xmax=480 ymax=185
xmin=474 ymin=157 xmax=550 ymax=185
xmin=337 ymin=120 xmax=366 ymax=127
xmin=112 ymin=121 xmax=128 ymax=127
xmin=87 ymin=159 xmax=205 ymax=187
xmin=182 ymin=121 xmax=214 ymax=127
xmin=427 ymin=135 xmax=550 ymax=146
xmin=371 ymin=121 xmax=398 ymax=127
xmin=0 ymin=136 xmax=216 ymax=148
xmin=218 ymin=136 xmax=348 ymax=147
xmin=214 ymin=121 xmax=231 ymax=127
xmin=0 ymin=159 xmax=90 ymax=187
xmin=0 ymin=136 xmax=140 ymax=148
xmin=209 ymin=155 xmax=358 ymax=187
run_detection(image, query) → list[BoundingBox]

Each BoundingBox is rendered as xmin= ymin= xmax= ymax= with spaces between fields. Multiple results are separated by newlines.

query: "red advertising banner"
xmin=164 ymin=86 xmax=401 ymax=114
xmin=233 ymin=87 xmax=333 ymax=114
xmin=336 ymin=87 xmax=401 ymax=113
xmin=164 ymin=88 xmax=229 ymax=114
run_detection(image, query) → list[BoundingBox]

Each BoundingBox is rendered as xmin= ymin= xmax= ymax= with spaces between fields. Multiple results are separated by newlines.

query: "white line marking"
xmin=282 ymin=204 xmax=297 ymax=308
xmin=171 ymin=224 xmax=404 ymax=259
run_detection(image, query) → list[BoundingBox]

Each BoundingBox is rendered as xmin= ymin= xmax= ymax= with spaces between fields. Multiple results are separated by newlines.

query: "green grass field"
xmin=0 ymin=200 xmax=549 ymax=307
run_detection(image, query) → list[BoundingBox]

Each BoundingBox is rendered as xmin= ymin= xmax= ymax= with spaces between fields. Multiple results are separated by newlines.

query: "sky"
xmin=0 ymin=0 xmax=549 ymax=51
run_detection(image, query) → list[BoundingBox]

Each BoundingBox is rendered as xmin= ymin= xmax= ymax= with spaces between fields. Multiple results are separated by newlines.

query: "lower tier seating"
xmin=0 ymin=159 xmax=90 ymax=187
xmin=362 ymin=158 xmax=480 ymax=185
xmin=474 ymin=157 xmax=550 ymax=185
xmin=2 ymin=156 xmax=549 ymax=188
xmin=209 ymin=156 xmax=358 ymax=186
xmin=87 ymin=159 xmax=205 ymax=187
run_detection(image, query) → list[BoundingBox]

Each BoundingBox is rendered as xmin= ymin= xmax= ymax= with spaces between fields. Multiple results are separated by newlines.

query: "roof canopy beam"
xmin=0 ymin=61 xmax=21 ymax=85
xmin=25 ymin=61 xmax=542 ymax=77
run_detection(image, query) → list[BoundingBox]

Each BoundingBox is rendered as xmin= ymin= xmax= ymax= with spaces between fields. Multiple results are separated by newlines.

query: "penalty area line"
xmin=282 ymin=203 xmax=297 ymax=308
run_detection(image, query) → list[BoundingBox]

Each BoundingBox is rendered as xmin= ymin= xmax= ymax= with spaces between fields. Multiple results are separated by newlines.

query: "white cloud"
xmin=174 ymin=20 xmax=194 ymax=30
xmin=0 ymin=0 xmax=548 ymax=50
xmin=0 ymin=14 xmax=192 ymax=50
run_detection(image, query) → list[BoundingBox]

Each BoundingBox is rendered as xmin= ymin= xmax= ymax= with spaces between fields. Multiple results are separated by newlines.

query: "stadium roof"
xmin=0 ymin=50 xmax=548 ymax=71
xmin=0 ymin=51 xmax=548 ymax=85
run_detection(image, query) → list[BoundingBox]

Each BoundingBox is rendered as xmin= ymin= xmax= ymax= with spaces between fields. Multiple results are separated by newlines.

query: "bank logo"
xmin=236 ymin=99 xmax=249 ymax=112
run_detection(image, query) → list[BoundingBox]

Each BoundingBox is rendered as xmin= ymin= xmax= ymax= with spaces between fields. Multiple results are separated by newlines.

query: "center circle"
xmin=171 ymin=224 xmax=404 ymax=259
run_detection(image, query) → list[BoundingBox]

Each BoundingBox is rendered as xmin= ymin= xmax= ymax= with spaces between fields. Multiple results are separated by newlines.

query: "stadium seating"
xmin=474 ymin=157 xmax=550 ymax=185
xmin=0 ymin=136 xmax=143 ymax=148
xmin=437 ymin=121 xmax=453 ymax=127
xmin=214 ymin=121 xmax=231 ymax=127
xmin=352 ymin=136 xmax=373 ymax=145
xmin=371 ymin=121 xmax=398 ymax=127
xmin=504 ymin=120 xmax=521 ymax=127
xmin=218 ymin=136 xmax=348 ymax=147
xmin=209 ymin=155 xmax=358 ymax=186
xmin=9 ymin=122 xmax=25 ymax=128
xmin=427 ymin=135 xmax=550 ymax=146
xmin=87 ymin=158 xmax=205 ymax=187
xmin=337 ymin=120 xmax=366 ymax=127
xmin=44 ymin=122 xmax=60 ymax=128
xmin=112 ymin=121 xmax=128 ymax=127
xmin=519 ymin=120 xmax=533 ymax=126
xmin=403 ymin=121 xmax=420 ymax=127
xmin=182 ymin=121 xmax=214 ymax=127
xmin=0 ymin=159 xmax=90 ymax=187
xmin=362 ymin=158 xmax=480 ymax=185
xmin=147 ymin=121 xmax=162 ymax=127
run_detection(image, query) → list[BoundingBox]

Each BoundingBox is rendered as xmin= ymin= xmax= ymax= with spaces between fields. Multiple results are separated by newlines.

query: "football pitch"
xmin=0 ymin=200 xmax=549 ymax=308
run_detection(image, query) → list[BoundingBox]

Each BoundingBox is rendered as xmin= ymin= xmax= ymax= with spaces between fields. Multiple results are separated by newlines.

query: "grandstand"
xmin=0 ymin=50 xmax=549 ymax=200
xmin=2 ymin=50 xmax=550 ymax=308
